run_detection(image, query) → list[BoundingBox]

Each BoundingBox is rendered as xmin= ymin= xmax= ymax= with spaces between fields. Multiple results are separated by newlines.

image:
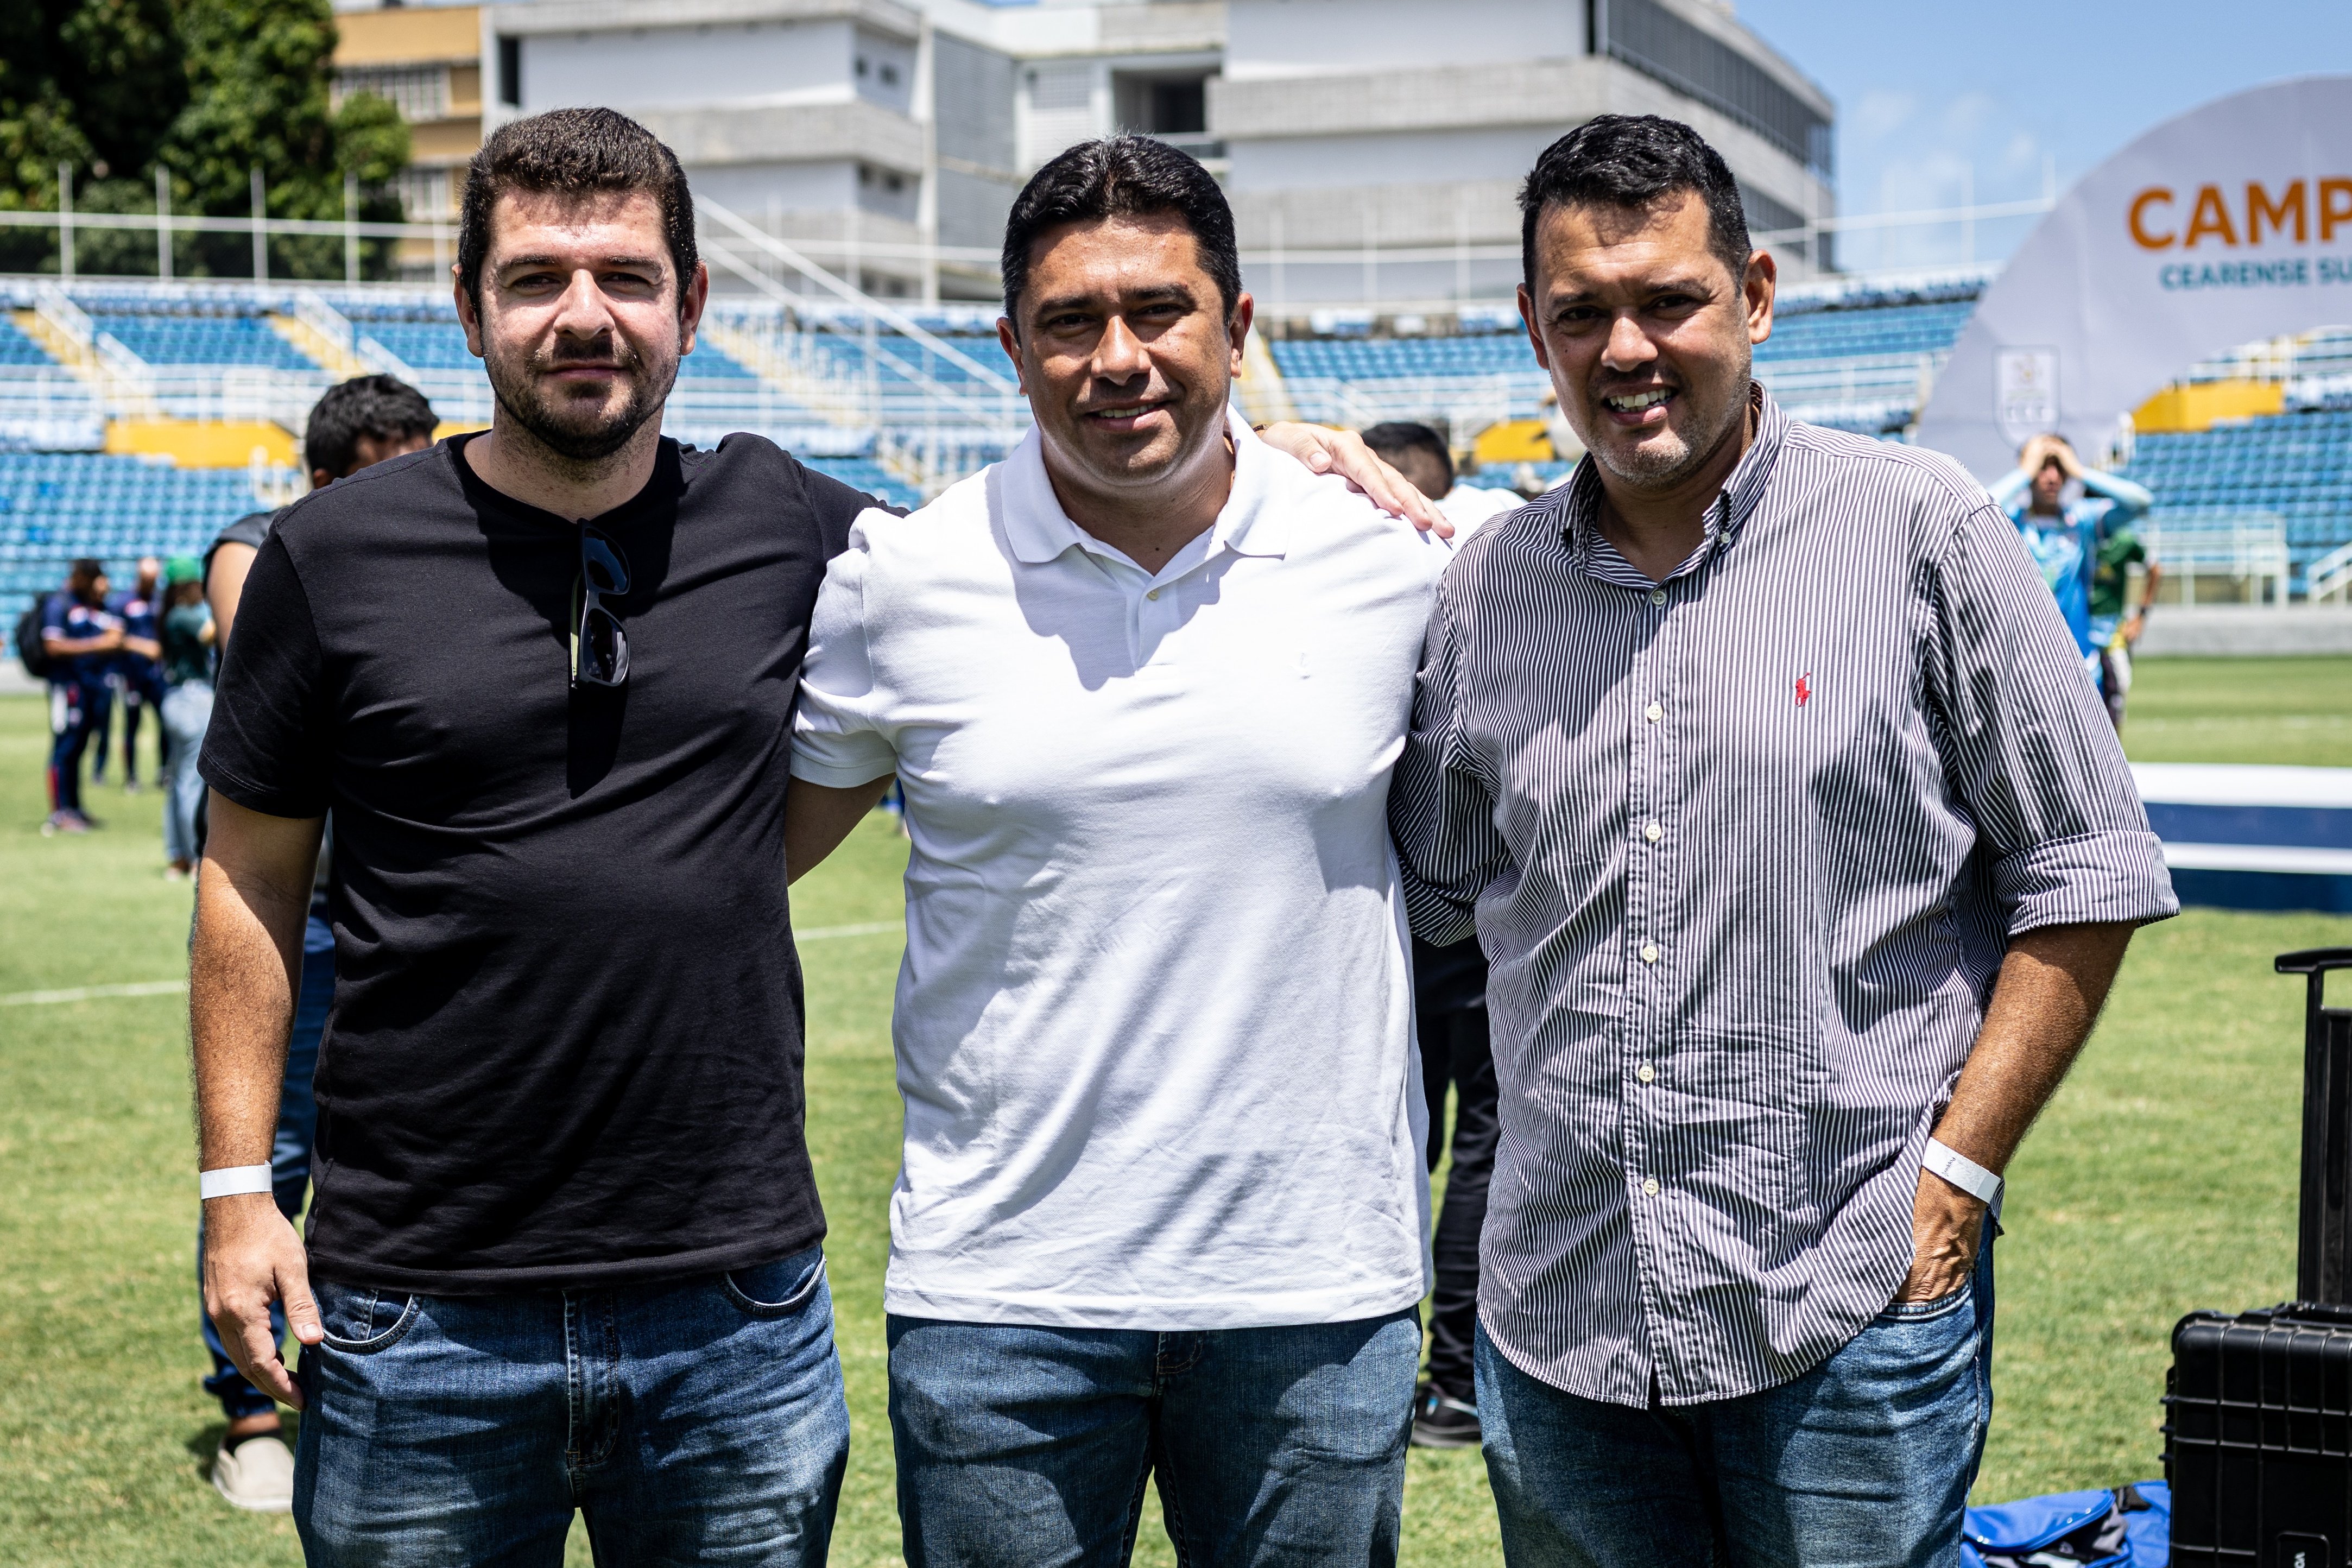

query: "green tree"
xmin=1 ymin=0 xmax=410 ymax=279
xmin=0 ymin=0 xmax=185 ymax=270
xmin=162 ymin=0 xmax=408 ymax=279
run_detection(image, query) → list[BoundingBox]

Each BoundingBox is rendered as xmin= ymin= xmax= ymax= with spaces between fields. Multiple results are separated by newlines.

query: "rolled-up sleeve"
xmin=1388 ymin=573 xmax=1509 ymax=946
xmin=789 ymin=532 xmax=900 ymax=788
xmin=1923 ymin=497 xmax=2178 ymax=934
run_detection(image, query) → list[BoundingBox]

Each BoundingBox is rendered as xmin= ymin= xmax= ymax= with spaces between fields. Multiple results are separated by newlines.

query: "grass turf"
xmin=0 ymin=654 xmax=2346 ymax=1565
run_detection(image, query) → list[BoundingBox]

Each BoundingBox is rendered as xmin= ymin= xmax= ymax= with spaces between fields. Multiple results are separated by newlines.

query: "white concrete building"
xmin=1219 ymin=0 xmax=1835 ymax=305
xmin=437 ymin=0 xmax=1835 ymax=306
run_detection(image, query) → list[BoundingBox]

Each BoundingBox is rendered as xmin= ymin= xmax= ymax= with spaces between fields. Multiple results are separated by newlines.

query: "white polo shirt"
xmin=791 ymin=413 xmax=1446 ymax=1329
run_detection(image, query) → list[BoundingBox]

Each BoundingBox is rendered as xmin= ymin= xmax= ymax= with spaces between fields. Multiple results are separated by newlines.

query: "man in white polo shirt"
xmin=785 ymin=135 xmax=1447 ymax=1567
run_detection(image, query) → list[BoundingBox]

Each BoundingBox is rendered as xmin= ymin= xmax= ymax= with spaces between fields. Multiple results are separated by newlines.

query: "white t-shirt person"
xmin=791 ymin=412 xmax=1446 ymax=1329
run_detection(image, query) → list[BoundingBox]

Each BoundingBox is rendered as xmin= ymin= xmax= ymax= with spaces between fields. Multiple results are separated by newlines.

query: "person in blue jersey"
xmin=106 ymin=557 xmax=168 ymax=793
xmin=1990 ymin=434 xmax=2153 ymax=701
xmin=39 ymin=559 xmax=124 ymax=834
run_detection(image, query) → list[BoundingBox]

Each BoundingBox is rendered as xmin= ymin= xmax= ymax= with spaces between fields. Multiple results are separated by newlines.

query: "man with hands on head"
xmin=1990 ymin=432 xmax=2157 ymax=728
xmin=1388 ymin=115 xmax=2178 ymax=1568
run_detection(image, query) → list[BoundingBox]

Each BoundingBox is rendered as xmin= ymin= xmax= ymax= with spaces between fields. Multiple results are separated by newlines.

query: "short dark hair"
xmin=305 ymin=375 xmax=437 ymax=480
xmin=1519 ymin=115 xmax=1752 ymax=292
xmin=1360 ymin=422 xmax=1453 ymax=492
xmin=458 ymin=108 xmax=698 ymax=308
xmin=66 ymin=559 xmax=104 ymax=597
xmin=1001 ymin=135 xmax=1243 ymax=329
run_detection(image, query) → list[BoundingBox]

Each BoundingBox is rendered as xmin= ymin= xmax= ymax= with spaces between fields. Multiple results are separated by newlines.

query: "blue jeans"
xmin=887 ymin=1310 xmax=1420 ymax=1568
xmin=198 ymin=910 xmax=332 ymax=1419
xmin=160 ymin=679 xmax=212 ymax=864
xmin=295 ymin=1245 xmax=849 ymax=1567
xmin=1478 ymin=1235 xmax=1995 ymax=1568
xmin=46 ymin=677 xmax=108 ymax=815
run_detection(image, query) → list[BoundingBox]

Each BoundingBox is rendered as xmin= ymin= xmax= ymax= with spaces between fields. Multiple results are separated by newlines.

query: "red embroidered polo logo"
xmin=1795 ymin=674 xmax=1812 ymax=707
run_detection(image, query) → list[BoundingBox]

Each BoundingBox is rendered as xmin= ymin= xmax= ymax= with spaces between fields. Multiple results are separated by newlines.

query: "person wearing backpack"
xmin=38 ymin=559 xmax=125 ymax=835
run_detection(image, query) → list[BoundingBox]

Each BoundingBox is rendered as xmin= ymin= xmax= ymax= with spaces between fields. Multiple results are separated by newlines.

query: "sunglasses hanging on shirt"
xmin=571 ymin=523 xmax=632 ymax=689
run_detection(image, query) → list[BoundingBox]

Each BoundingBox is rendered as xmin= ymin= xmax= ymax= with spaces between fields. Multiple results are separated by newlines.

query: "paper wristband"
xmin=1923 ymin=1139 xmax=2004 ymax=1213
xmin=199 ymin=1165 xmax=274 ymax=1200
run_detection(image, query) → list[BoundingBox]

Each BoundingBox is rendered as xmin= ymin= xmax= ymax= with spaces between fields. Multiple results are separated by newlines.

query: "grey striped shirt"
xmin=1389 ymin=388 xmax=2177 ymax=1407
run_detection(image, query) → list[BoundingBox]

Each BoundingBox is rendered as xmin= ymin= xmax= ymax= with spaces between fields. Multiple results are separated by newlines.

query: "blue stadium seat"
xmin=0 ymin=452 xmax=261 ymax=606
xmin=0 ymin=315 xmax=57 ymax=366
xmin=88 ymin=312 xmax=319 ymax=372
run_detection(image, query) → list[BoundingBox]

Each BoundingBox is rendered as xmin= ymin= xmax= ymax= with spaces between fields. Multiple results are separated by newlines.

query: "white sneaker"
xmin=212 ymin=1433 xmax=295 ymax=1513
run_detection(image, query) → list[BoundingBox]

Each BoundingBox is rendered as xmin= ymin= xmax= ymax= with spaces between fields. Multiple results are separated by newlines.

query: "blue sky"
xmin=1734 ymin=1 xmax=2352 ymax=272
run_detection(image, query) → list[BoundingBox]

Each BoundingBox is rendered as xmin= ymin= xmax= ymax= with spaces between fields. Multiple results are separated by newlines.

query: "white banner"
xmin=1916 ymin=75 xmax=2352 ymax=478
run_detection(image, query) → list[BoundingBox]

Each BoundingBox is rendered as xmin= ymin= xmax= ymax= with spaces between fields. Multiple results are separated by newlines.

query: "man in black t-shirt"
xmin=193 ymin=107 xmax=1441 ymax=1563
xmin=193 ymin=110 xmax=872 ymax=1561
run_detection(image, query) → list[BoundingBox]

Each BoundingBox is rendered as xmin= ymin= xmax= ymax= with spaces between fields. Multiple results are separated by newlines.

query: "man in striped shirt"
xmin=1389 ymin=115 xmax=2178 ymax=1567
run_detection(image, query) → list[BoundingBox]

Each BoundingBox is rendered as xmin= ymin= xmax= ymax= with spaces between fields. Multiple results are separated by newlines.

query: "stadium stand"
xmin=0 ymin=453 xmax=257 ymax=605
xmin=2121 ymin=408 xmax=2352 ymax=595
xmin=1 ymin=270 xmax=2347 ymax=614
xmin=89 ymin=312 xmax=319 ymax=373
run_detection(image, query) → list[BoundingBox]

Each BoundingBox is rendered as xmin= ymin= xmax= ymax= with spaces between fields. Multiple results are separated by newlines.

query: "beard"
xmin=1585 ymin=355 xmax=1753 ymax=494
xmin=485 ymin=333 xmax=676 ymax=463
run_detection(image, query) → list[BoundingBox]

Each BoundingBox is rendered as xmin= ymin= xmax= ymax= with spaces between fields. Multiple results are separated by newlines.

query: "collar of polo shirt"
xmin=998 ymin=408 xmax=1293 ymax=570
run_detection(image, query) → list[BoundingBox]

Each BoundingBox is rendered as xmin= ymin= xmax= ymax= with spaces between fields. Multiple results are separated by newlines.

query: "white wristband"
xmin=199 ymin=1165 xmax=274 ymax=1200
xmin=1923 ymin=1139 xmax=2003 ymax=1216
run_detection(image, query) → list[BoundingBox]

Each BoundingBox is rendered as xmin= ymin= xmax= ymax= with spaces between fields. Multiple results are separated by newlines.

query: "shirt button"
xmin=1648 ymin=588 xmax=1667 ymax=606
xmin=1641 ymin=1177 xmax=1661 ymax=1196
xmin=1639 ymin=941 xmax=1660 ymax=964
xmin=1645 ymin=702 xmax=1663 ymax=723
xmin=1147 ymin=589 xmax=1161 ymax=601
xmin=1643 ymin=820 xmax=1662 ymax=843
xmin=1636 ymin=1063 xmax=1656 ymax=1084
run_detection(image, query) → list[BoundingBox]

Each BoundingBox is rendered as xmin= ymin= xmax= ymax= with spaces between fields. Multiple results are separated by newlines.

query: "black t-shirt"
xmin=200 ymin=433 xmax=881 ymax=1293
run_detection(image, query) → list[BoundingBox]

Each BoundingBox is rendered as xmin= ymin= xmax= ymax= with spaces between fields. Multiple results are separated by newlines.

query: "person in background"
xmin=106 ymin=556 xmax=167 ymax=792
xmin=1406 ymin=926 xmax=1495 ymax=1451
xmin=39 ymin=558 xmax=123 ymax=835
xmin=157 ymin=558 xmax=216 ymax=879
xmin=193 ymin=371 xmax=437 ymax=1515
xmin=2089 ymin=481 xmax=2160 ymax=731
xmin=1990 ymin=433 xmax=2154 ymax=723
xmin=1357 ymin=419 xmax=1508 ymax=1455
xmin=1363 ymin=420 xmax=1520 ymax=536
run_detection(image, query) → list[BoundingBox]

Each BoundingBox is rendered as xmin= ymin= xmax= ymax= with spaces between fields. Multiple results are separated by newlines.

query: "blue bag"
xmin=1961 ymin=1482 xmax=2169 ymax=1568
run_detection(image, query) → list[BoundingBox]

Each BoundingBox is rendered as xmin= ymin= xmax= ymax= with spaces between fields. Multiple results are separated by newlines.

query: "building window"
xmin=498 ymin=36 xmax=522 ymax=108
xmin=880 ymin=62 xmax=901 ymax=88
xmin=1112 ymin=72 xmax=1218 ymax=158
xmin=1737 ymin=181 xmax=1825 ymax=268
xmin=333 ymin=65 xmax=450 ymax=123
xmin=394 ymin=167 xmax=456 ymax=221
xmin=1597 ymin=0 xmax=1831 ymax=180
xmin=1148 ymin=80 xmax=1205 ymax=136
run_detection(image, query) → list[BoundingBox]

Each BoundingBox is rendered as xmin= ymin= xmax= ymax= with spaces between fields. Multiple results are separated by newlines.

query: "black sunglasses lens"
xmin=583 ymin=534 xmax=630 ymax=596
xmin=579 ymin=604 xmax=629 ymax=686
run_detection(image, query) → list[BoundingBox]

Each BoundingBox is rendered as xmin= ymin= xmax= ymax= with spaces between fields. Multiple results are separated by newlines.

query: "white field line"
xmin=1 ymin=979 xmax=187 ymax=1008
xmin=0 ymin=921 xmax=903 ymax=1009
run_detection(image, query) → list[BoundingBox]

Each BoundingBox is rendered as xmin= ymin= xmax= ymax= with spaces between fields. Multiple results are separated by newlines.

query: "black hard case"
xmin=2166 ymin=949 xmax=2352 ymax=1568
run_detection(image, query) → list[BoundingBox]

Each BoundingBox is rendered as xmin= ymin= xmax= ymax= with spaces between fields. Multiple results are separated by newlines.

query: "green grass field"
xmin=2 ymin=655 xmax=2349 ymax=1566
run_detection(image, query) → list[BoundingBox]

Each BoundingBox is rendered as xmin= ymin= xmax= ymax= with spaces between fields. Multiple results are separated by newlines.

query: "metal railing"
xmin=2142 ymin=511 xmax=2293 ymax=606
xmin=2309 ymin=539 xmax=2352 ymax=604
